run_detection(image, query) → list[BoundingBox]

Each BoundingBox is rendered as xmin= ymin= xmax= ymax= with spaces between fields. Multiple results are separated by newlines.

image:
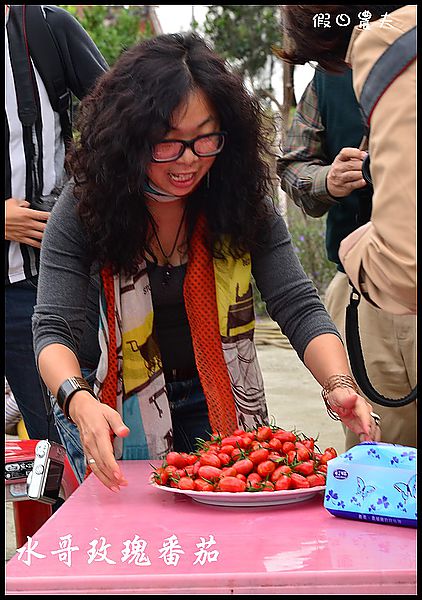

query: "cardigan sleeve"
xmin=32 ymin=182 xmax=101 ymax=368
xmin=251 ymin=203 xmax=341 ymax=361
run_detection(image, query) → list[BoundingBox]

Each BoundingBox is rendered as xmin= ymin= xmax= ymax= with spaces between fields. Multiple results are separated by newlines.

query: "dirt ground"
xmin=5 ymin=333 xmax=347 ymax=562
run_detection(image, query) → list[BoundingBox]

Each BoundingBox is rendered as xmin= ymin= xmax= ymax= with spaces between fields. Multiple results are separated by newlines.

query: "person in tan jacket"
xmin=278 ymin=5 xmax=416 ymax=316
xmin=276 ymin=5 xmax=416 ymax=448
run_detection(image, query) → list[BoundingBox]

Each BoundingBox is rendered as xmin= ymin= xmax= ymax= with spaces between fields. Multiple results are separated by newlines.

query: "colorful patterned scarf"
xmin=95 ymin=213 xmax=268 ymax=460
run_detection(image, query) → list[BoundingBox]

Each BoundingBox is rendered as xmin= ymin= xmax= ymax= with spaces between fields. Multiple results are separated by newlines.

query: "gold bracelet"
xmin=321 ymin=374 xmax=359 ymax=421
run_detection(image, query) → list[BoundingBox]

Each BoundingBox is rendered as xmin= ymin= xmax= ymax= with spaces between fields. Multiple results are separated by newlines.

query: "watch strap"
xmin=56 ymin=376 xmax=96 ymax=422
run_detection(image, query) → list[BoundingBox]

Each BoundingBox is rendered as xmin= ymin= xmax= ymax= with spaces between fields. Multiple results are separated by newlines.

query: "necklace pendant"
xmin=162 ymin=264 xmax=172 ymax=286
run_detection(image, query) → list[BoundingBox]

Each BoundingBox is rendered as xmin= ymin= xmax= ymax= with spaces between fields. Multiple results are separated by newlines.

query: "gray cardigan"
xmin=33 ymin=185 xmax=341 ymax=368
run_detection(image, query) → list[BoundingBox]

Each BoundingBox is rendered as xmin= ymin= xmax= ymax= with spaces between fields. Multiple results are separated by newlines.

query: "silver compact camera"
xmin=26 ymin=440 xmax=66 ymax=504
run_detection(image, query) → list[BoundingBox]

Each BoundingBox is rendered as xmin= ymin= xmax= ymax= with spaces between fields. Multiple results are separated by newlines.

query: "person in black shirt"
xmin=33 ymin=32 xmax=381 ymax=490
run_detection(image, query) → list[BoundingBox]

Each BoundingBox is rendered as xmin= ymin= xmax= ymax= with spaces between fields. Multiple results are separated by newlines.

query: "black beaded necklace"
xmin=148 ymin=204 xmax=188 ymax=286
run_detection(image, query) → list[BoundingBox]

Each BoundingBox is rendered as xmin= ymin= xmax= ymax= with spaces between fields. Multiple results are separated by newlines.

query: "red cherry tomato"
xmin=166 ymin=452 xmax=188 ymax=469
xmin=274 ymin=475 xmax=292 ymax=491
xmin=220 ymin=444 xmax=235 ymax=455
xmin=217 ymin=452 xmax=232 ymax=466
xmin=287 ymin=450 xmax=297 ymax=464
xmin=257 ymin=460 xmax=276 ymax=478
xmin=164 ymin=465 xmax=179 ymax=476
xmin=221 ymin=436 xmax=245 ymax=448
xmin=306 ymin=473 xmax=326 ymax=487
xmin=186 ymin=453 xmax=199 ymax=465
xmin=199 ymin=453 xmax=221 ymax=468
xmin=282 ymin=441 xmax=296 ymax=454
xmin=294 ymin=443 xmax=312 ymax=461
xmin=233 ymin=428 xmax=247 ymax=436
xmin=273 ymin=430 xmax=297 ymax=443
xmin=319 ymin=451 xmax=336 ymax=464
xmin=260 ymin=480 xmax=275 ymax=491
xmin=194 ymin=479 xmax=215 ymax=492
xmin=231 ymin=448 xmax=243 ymax=461
xmin=293 ymin=460 xmax=315 ymax=476
xmin=178 ymin=477 xmax=195 ymax=490
xmin=153 ymin=467 xmax=169 ymax=486
xmin=233 ymin=458 xmax=254 ymax=475
xmin=192 ymin=460 xmax=201 ymax=476
xmin=241 ymin=435 xmax=253 ymax=448
xmin=290 ymin=473 xmax=311 ymax=489
xmin=246 ymin=472 xmax=263 ymax=489
xmin=271 ymin=465 xmax=292 ymax=482
xmin=222 ymin=466 xmax=237 ymax=477
xmin=325 ymin=447 xmax=337 ymax=457
xmin=174 ymin=468 xmax=188 ymax=479
xmin=249 ymin=448 xmax=270 ymax=465
xmin=269 ymin=438 xmax=283 ymax=451
xmin=154 ymin=428 xmax=335 ymax=495
xmin=198 ymin=466 xmax=223 ymax=481
xmin=267 ymin=452 xmax=282 ymax=462
xmin=256 ymin=426 xmax=273 ymax=442
xmin=302 ymin=438 xmax=315 ymax=452
xmin=218 ymin=476 xmax=247 ymax=493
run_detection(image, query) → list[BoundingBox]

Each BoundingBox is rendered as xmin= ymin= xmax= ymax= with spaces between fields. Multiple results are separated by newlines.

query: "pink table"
xmin=6 ymin=461 xmax=416 ymax=595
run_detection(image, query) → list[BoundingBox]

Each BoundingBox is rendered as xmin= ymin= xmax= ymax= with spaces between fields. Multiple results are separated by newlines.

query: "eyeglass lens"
xmin=153 ymin=133 xmax=224 ymax=161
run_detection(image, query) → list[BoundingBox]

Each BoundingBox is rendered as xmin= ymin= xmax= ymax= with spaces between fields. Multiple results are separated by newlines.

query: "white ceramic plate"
xmin=150 ymin=480 xmax=325 ymax=507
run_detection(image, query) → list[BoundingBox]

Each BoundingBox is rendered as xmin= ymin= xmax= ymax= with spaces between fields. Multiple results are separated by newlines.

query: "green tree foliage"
xmin=203 ymin=5 xmax=282 ymax=95
xmin=59 ymin=5 xmax=154 ymax=66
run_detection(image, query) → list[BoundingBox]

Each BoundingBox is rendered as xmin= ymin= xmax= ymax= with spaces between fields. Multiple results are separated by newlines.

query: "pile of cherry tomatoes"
xmin=151 ymin=425 xmax=337 ymax=493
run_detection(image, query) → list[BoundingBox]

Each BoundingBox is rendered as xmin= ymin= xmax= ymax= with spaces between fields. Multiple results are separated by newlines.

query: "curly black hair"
xmin=67 ymin=32 xmax=276 ymax=275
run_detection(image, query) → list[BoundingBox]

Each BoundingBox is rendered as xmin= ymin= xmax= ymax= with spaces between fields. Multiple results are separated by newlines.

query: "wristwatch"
xmin=56 ymin=376 xmax=97 ymax=422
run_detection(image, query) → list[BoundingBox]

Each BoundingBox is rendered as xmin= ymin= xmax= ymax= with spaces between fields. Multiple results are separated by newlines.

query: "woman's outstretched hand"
xmin=69 ymin=392 xmax=130 ymax=491
xmin=325 ymin=386 xmax=381 ymax=442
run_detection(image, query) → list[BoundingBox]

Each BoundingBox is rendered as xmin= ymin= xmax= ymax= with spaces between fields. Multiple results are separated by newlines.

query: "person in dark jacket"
xmin=5 ymin=5 xmax=107 ymax=441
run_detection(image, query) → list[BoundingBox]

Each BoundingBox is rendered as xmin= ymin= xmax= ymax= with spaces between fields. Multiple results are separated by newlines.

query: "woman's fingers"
xmin=78 ymin=405 xmax=130 ymax=491
xmin=328 ymin=390 xmax=380 ymax=441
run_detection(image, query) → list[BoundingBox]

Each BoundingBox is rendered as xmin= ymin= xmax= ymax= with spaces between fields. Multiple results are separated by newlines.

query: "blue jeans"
xmin=5 ymin=277 xmax=60 ymax=443
xmin=50 ymin=367 xmax=96 ymax=484
xmin=53 ymin=373 xmax=211 ymax=483
xmin=168 ymin=376 xmax=212 ymax=453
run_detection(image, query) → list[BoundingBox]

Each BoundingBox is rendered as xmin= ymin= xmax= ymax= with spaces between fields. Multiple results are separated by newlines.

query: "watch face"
xmin=57 ymin=377 xmax=93 ymax=411
xmin=57 ymin=378 xmax=78 ymax=408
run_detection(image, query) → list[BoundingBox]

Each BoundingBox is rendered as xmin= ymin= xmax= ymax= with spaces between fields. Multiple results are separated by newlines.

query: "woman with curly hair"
xmin=33 ymin=32 xmax=380 ymax=490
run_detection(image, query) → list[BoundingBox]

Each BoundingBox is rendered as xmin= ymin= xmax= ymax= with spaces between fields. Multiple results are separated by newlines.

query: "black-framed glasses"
xmin=151 ymin=131 xmax=227 ymax=163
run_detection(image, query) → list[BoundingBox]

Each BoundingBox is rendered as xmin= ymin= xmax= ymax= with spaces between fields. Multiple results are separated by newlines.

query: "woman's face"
xmin=147 ymin=89 xmax=221 ymax=196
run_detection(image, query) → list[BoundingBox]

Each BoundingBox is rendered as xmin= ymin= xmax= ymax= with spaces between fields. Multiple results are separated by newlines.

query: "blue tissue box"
xmin=324 ymin=442 xmax=417 ymax=528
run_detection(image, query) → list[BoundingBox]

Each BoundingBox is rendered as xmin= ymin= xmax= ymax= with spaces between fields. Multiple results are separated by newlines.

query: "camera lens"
xmin=362 ymin=154 xmax=372 ymax=187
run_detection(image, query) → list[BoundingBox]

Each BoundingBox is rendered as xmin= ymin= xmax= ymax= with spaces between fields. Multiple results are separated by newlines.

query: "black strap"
xmin=345 ymin=286 xmax=417 ymax=407
xmin=7 ymin=6 xmax=37 ymax=127
xmin=7 ymin=5 xmax=39 ymax=199
xmin=357 ymin=25 xmax=417 ymax=184
xmin=360 ymin=26 xmax=417 ymax=126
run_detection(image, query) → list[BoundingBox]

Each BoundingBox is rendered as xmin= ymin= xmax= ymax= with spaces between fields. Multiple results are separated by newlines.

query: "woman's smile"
xmin=168 ymin=171 xmax=197 ymax=188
